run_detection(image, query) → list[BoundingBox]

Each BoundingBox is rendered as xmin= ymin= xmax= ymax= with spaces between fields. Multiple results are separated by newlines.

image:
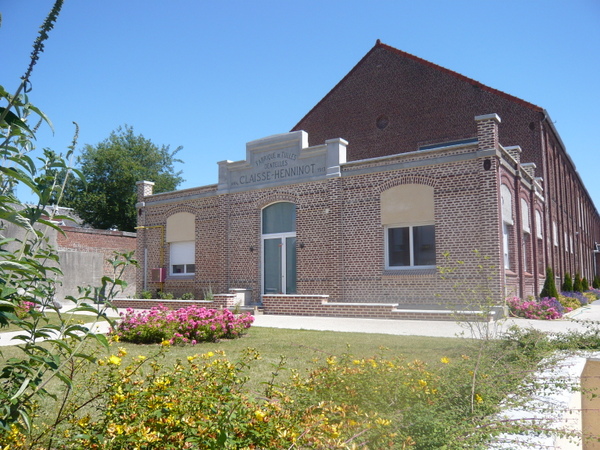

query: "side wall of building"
xmin=293 ymin=42 xmax=600 ymax=285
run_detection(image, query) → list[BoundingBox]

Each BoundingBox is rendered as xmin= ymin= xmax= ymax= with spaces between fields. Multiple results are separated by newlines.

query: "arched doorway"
xmin=262 ymin=202 xmax=296 ymax=295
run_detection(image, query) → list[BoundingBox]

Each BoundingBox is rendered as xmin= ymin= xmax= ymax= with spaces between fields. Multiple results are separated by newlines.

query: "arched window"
xmin=501 ymin=185 xmax=513 ymax=270
xmin=521 ymin=198 xmax=531 ymax=273
xmin=166 ymin=212 xmax=195 ymax=276
xmin=535 ymin=210 xmax=544 ymax=274
xmin=380 ymin=184 xmax=435 ymax=269
xmin=262 ymin=202 xmax=296 ymax=234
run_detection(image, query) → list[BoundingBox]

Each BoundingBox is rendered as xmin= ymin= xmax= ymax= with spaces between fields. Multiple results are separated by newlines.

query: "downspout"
xmin=135 ymin=225 xmax=165 ymax=291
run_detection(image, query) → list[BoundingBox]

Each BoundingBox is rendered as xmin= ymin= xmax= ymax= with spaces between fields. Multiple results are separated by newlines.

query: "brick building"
xmin=134 ymin=41 xmax=599 ymax=319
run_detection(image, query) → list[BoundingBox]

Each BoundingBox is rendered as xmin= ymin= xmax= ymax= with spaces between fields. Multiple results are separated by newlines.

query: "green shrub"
xmin=540 ymin=267 xmax=559 ymax=299
xmin=561 ymin=272 xmax=573 ymax=292
xmin=593 ymin=275 xmax=600 ymax=289
xmin=582 ymin=277 xmax=589 ymax=292
xmin=157 ymin=290 xmax=174 ymax=300
xmin=203 ymin=286 xmax=214 ymax=301
xmin=573 ymin=273 xmax=583 ymax=292
xmin=63 ymin=349 xmax=396 ymax=449
xmin=180 ymin=292 xmax=194 ymax=300
xmin=140 ymin=290 xmax=153 ymax=299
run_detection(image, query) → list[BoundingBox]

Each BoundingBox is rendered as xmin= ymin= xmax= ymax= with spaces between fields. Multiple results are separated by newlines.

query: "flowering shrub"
xmin=560 ymin=292 xmax=584 ymax=310
xmin=62 ymin=349 xmax=396 ymax=449
xmin=507 ymin=296 xmax=566 ymax=320
xmin=112 ymin=304 xmax=254 ymax=344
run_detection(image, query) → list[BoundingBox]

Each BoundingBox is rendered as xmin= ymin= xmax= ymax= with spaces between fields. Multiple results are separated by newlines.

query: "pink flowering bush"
xmin=507 ymin=296 xmax=567 ymax=320
xmin=112 ymin=304 xmax=254 ymax=344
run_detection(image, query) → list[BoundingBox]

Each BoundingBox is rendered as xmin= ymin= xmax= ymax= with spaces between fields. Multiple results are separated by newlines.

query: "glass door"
xmin=262 ymin=234 xmax=296 ymax=294
xmin=263 ymin=237 xmax=283 ymax=294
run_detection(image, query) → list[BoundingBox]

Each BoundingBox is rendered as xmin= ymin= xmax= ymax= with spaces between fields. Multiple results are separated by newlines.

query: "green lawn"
xmin=0 ymin=312 xmax=111 ymax=333
xmin=108 ymin=326 xmax=471 ymax=394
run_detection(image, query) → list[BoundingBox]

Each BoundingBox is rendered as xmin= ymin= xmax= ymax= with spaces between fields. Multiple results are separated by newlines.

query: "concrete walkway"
xmin=1 ymin=301 xmax=599 ymax=346
xmin=251 ymin=302 xmax=600 ymax=337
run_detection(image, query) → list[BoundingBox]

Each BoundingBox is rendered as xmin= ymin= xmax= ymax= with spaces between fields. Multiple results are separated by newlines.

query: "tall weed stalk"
xmin=0 ymin=2 xmax=137 ymax=446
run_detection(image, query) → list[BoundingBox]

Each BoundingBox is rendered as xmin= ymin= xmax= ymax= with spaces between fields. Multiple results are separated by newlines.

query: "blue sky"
xmin=2 ymin=1 xmax=599 ymax=209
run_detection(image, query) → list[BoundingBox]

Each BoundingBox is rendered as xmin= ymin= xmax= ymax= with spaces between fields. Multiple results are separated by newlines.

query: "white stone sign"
xmin=217 ymin=131 xmax=347 ymax=194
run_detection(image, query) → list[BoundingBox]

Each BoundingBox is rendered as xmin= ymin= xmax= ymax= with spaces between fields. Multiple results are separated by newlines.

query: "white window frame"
xmin=385 ymin=223 xmax=436 ymax=270
xmin=535 ymin=211 xmax=543 ymax=239
xmin=503 ymin=222 xmax=511 ymax=270
xmin=570 ymin=234 xmax=574 ymax=254
xmin=170 ymin=241 xmax=195 ymax=276
xmin=522 ymin=231 xmax=530 ymax=273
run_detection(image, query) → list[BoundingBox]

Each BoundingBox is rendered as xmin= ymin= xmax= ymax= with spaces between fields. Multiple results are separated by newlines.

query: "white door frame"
xmin=261 ymin=231 xmax=296 ymax=295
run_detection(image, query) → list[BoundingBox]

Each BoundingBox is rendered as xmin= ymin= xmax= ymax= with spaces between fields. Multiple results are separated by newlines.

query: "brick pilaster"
xmin=475 ymin=113 xmax=501 ymax=151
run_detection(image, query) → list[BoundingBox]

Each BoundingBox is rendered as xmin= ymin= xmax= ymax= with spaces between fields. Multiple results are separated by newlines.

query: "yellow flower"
xmin=418 ymin=379 xmax=427 ymax=387
xmin=254 ymin=410 xmax=266 ymax=421
xmin=107 ymin=423 xmax=125 ymax=435
xmin=117 ymin=347 xmax=127 ymax=357
xmin=112 ymin=334 xmax=120 ymax=342
xmin=475 ymin=394 xmax=483 ymax=404
xmin=153 ymin=377 xmax=171 ymax=388
xmin=77 ymin=416 xmax=90 ymax=427
xmin=375 ymin=417 xmax=392 ymax=426
xmin=441 ymin=357 xmax=450 ymax=364
xmin=108 ymin=355 xmax=122 ymax=366
xmin=161 ymin=340 xmax=171 ymax=347
xmin=137 ymin=355 xmax=147 ymax=361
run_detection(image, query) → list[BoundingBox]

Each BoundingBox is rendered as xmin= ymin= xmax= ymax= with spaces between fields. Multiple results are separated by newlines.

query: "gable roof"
xmin=292 ymin=40 xmax=543 ymax=132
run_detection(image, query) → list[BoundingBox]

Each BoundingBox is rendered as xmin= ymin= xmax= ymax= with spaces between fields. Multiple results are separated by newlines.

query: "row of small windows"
xmin=162 ymin=184 xmax=578 ymax=278
xmin=501 ymin=184 xmax=544 ymax=273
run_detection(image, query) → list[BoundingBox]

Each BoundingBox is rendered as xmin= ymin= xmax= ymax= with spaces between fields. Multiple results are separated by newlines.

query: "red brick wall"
xmin=292 ymin=42 xmax=600 ymax=284
xmin=137 ymin=117 xmax=525 ymax=310
xmin=293 ymin=44 xmax=543 ymax=170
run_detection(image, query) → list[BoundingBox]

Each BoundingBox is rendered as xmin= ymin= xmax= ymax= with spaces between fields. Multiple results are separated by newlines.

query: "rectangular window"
xmin=386 ymin=225 xmax=435 ymax=268
xmin=170 ymin=241 xmax=195 ymax=275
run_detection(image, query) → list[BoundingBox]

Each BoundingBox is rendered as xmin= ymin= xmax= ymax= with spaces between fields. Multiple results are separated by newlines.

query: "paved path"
xmin=1 ymin=302 xmax=599 ymax=346
xmin=251 ymin=303 xmax=600 ymax=337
